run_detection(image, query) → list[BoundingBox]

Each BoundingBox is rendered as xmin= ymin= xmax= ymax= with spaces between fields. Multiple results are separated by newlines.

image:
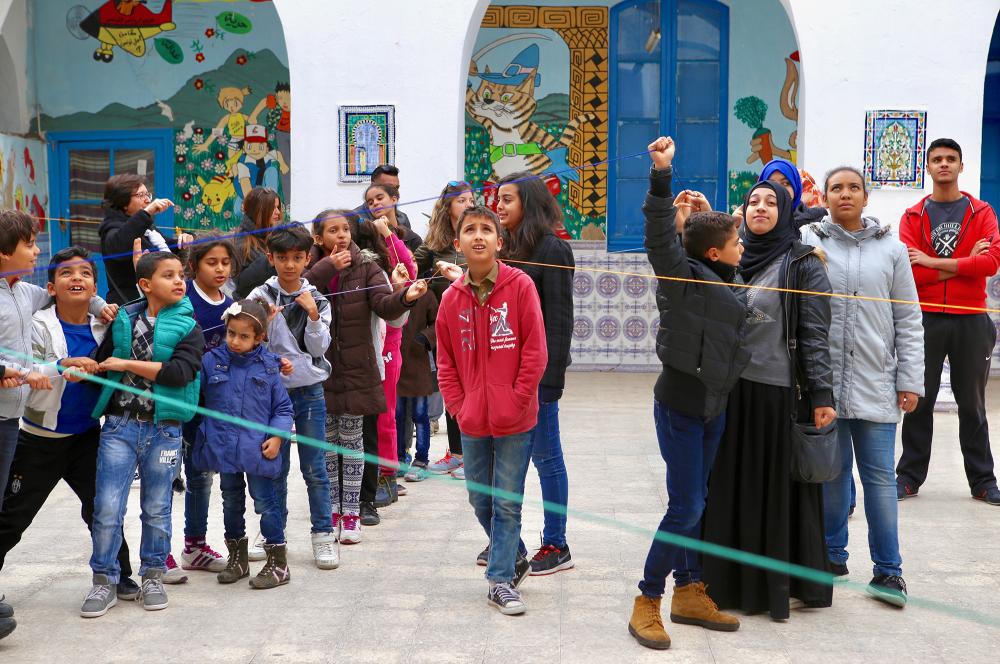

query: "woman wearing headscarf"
xmin=736 ymin=159 xmax=827 ymax=228
xmin=702 ymin=181 xmax=836 ymax=620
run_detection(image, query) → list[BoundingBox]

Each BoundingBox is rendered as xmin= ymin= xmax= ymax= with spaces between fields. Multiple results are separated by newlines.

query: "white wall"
xmin=788 ymin=0 xmax=1000 ymax=224
xmin=0 ymin=0 xmax=30 ymax=134
xmin=273 ymin=0 xmax=489 ymax=233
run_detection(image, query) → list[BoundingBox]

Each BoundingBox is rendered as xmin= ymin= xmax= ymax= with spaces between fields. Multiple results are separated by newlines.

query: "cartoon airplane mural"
xmin=76 ymin=0 xmax=176 ymax=63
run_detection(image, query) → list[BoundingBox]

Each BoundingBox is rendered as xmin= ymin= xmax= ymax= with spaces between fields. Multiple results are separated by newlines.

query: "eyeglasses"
xmin=133 ymin=190 xmax=152 ymax=201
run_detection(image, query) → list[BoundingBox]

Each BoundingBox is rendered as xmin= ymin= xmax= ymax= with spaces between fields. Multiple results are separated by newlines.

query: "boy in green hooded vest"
xmin=81 ymin=251 xmax=204 ymax=618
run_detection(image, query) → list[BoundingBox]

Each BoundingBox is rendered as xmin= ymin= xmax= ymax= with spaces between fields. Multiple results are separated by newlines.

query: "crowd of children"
xmin=0 ymin=132 xmax=996 ymax=649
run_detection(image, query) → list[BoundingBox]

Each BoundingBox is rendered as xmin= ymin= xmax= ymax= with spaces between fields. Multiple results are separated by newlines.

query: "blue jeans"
xmin=640 ymin=401 xmax=725 ymax=597
xmin=0 ymin=418 xmax=19 ymax=512
xmin=220 ymin=471 xmax=285 ymax=544
xmin=531 ymin=397 xmax=568 ymax=548
xmin=823 ymin=419 xmax=902 ymax=577
xmin=396 ymin=396 xmax=430 ymax=464
xmin=90 ymin=415 xmax=182 ymax=582
xmin=275 ymin=384 xmax=332 ymax=534
xmin=461 ymin=431 xmax=532 ymax=583
xmin=182 ymin=440 xmax=214 ymax=538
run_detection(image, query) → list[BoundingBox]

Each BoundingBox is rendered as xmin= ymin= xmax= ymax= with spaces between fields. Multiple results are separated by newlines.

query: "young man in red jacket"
xmin=436 ymin=205 xmax=547 ymax=616
xmin=897 ymin=138 xmax=1000 ymax=505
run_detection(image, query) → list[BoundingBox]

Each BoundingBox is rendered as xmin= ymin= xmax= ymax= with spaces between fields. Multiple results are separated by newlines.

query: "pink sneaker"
xmin=332 ymin=513 xmax=341 ymax=541
xmin=163 ymin=554 xmax=189 ymax=584
xmin=340 ymin=514 xmax=362 ymax=545
xmin=181 ymin=542 xmax=226 ymax=572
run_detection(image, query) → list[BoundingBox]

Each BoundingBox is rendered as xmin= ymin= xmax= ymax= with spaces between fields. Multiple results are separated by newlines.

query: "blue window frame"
xmin=607 ymin=0 xmax=729 ymax=252
xmin=47 ymin=129 xmax=175 ymax=298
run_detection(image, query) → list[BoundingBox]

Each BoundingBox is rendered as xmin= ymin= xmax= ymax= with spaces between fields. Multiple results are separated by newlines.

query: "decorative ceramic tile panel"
xmin=863 ymin=110 xmax=927 ymax=189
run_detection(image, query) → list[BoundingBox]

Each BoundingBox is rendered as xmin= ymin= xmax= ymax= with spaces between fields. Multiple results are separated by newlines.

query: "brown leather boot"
xmin=216 ymin=537 xmax=249 ymax=584
xmin=628 ymin=595 xmax=671 ymax=650
xmin=249 ymin=543 xmax=290 ymax=590
xmin=670 ymin=582 xmax=740 ymax=631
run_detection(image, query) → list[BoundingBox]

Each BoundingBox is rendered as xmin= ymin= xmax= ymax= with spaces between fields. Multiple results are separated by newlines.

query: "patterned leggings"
xmin=325 ymin=414 xmax=364 ymax=517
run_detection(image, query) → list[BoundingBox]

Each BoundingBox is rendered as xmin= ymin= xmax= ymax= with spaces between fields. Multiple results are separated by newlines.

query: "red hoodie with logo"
xmin=898 ymin=192 xmax=1000 ymax=314
xmin=436 ymin=261 xmax=548 ymax=438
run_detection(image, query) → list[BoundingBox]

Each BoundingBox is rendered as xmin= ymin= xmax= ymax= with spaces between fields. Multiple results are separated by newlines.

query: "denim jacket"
xmin=192 ymin=344 xmax=294 ymax=478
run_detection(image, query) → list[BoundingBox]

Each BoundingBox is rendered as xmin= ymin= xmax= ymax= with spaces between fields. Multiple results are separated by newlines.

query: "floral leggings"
xmin=325 ymin=414 xmax=364 ymax=517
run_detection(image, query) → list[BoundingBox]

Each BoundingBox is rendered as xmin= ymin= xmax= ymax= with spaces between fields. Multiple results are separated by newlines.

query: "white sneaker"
xmin=248 ymin=532 xmax=266 ymax=562
xmin=452 ymin=466 xmax=466 ymax=480
xmin=162 ymin=554 xmax=188 ymax=585
xmin=312 ymin=532 xmax=340 ymax=570
xmin=339 ymin=514 xmax=362 ymax=545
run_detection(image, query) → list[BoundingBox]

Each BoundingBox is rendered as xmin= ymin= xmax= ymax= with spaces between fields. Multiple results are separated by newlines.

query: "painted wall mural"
xmin=726 ymin=0 xmax=798 ymax=210
xmin=0 ymin=135 xmax=50 ymax=286
xmin=38 ymin=0 xmax=290 ymax=231
xmin=466 ymin=5 xmax=608 ymax=241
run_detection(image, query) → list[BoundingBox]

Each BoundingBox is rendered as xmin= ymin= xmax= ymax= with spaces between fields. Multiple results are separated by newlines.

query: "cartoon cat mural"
xmin=466 ymin=45 xmax=594 ymax=182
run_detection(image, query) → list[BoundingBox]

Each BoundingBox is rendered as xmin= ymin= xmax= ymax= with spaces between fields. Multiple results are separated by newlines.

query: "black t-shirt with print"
xmin=926 ymin=196 xmax=969 ymax=258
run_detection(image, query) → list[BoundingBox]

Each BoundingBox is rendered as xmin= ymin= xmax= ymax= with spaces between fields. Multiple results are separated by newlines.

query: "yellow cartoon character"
xmin=197 ymin=175 xmax=236 ymax=214
xmin=194 ymin=86 xmax=252 ymax=176
xmin=77 ymin=0 xmax=176 ymax=63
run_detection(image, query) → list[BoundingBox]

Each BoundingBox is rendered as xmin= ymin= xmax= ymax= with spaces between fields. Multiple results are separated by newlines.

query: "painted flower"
xmin=194 ymin=78 xmax=204 ymax=90
xmin=223 ymin=210 xmax=232 ymax=220
xmin=186 ymin=162 xmax=194 ymax=172
xmin=214 ymin=164 xmax=227 ymax=175
xmin=200 ymin=159 xmax=212 ymax=170
xmin=215 ymin=151 xmax=225 ymax=161
xmin=175 ymin=144 xmax=186 ymax=155
xmin=183 ymin=208 xmax=195 ymax=220
xmin=176 ymin=176 xmax=188 ymax=188
xmin=182 ymin=192 xmax=193 ymax=202
xmin=176 ymin=155 xmax=186 ymax=164
xmin=204 ymin=28 xmax=215 ymax=39
xmin=190 ymin=184 xmax=201 ymax=195
xmin=195 ymin=53 xmax=205 ymax=63
xmin=235 ymin=55 xmax=248 ymax=66
xmin=194 ymin=126 xmax=204 ymax=135
xmin=195 ymin=203 xmax=206 ymax=214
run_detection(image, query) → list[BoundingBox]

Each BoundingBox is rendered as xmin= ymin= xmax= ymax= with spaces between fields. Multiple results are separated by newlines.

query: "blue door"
xmin=47 ymin=129 xmax=175 ymax=298
xmin=607 ymin=0 xmax=728 ymax=252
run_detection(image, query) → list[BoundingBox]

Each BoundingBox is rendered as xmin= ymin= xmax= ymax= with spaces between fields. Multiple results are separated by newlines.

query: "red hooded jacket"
xmin=898 ymin=192 xmax=1000 ymax=314
xmin=436 ymin=261 xmax=547 ymax=438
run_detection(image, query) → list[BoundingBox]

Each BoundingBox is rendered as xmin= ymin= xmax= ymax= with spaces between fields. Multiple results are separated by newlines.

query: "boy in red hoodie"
xmin=436 ymin=205 xmax=547 ymax=616
xmin=897 ymin=137 xmax=1000 ymax=505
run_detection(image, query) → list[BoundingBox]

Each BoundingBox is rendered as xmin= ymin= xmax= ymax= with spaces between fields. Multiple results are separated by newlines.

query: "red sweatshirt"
xmin=898 ymin=192 xmax=1000 ymax=314
xmin=436 ymin=261 xmax=548 ymax=438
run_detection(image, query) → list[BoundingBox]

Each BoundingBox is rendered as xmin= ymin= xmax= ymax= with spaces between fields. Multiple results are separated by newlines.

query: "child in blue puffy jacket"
xmin=193 ymin=299 xmax=296 ymax=589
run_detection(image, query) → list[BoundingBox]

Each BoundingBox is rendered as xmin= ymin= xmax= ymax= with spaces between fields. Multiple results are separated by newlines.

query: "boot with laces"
xmin=217 ymin=537 xmax=250 ymax=584
xmin=669 ymin=582 xmax=739 ymax=631
xmin=629 ymin=595 xmax=670 ymax=649
xmin=250 ymin=543 xmax=291 ymax=589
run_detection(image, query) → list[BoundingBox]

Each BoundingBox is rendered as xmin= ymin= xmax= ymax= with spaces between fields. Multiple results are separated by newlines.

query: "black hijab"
xmin=739 ymin=181 xmax=797 ymax=281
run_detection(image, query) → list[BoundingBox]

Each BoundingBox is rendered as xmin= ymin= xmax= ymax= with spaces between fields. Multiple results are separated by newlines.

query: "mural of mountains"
xmin=38 ymin=48 xmax=289 ymax=132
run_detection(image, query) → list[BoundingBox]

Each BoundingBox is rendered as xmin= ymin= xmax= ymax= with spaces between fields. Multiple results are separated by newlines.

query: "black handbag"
xmin=781 ymin=254 xmax=840 ymax=484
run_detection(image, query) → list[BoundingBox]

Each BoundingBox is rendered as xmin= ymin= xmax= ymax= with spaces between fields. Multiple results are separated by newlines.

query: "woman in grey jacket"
xmin=799 ymin=166 xmax=924 ymax=608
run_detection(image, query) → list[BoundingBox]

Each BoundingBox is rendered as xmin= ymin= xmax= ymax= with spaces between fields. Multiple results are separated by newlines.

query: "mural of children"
xmin=249 ymin=82 xmax=291 ymax=202
xmin=194 ymin=86 xmax=252 ymax=176
xmin=232 ymin=125 xmax=287 ymax=214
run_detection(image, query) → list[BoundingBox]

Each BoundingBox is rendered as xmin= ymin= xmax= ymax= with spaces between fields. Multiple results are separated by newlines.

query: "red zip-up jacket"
xmin=898 ymin=192 xmax=1000 ymax=314
xmin=436 ymin=261 xmax=548 ymax=438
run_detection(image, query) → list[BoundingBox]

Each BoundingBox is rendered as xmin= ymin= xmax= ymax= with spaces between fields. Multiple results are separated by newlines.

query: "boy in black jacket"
xmin=628 ymin=137 xmax=747 ymax=650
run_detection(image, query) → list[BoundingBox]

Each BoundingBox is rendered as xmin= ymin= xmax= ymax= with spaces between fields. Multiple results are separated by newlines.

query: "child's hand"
xmin=132 ymin=238 xmax=148 ymax=271
xmin=266 ymin=303 xmax=282 ymax=322
xmin=24 ymin=371 xmax=52 ymax=391
xmin=144 ymin=198 xmax=175 ymax=216
xmin=371 ymin=216 xmax=393 ymax=239
xmin=404 ymin=279 xmax=428 ymax=303
xmin=262 ymin=436 xmax=282 ymax=460
xmin=331 ymin=250 xmax=352 ymax=271
xmin=648 ymin=136 xmax=675 ymax=170
xmin=177 ymin=233 xmax=195 ymax=250
xmin=390 ymin=263 xmax=412 ymax=288
xmin=99 ymin=303 xmax=119 ymax=324
xmin=295 ymin=291 xmax=320 ymax=321
xmin=62 ymin=357 xmax=100 ymax=375
xmin=97 ymin=357 xmax=128 ymax=373
xmin=435 ymin=261 xmax=464 ymax=283
xmin=0 ymin=377 xmax=20 ymax=388
xmin=279 ymin=358 xmax=294 ymax=376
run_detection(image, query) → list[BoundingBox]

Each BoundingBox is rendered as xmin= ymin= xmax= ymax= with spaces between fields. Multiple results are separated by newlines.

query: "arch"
xmin=0 ymin=37 xmax=22 ymax=133
xmin=982 ymin=14 xmax=1000 ymax=207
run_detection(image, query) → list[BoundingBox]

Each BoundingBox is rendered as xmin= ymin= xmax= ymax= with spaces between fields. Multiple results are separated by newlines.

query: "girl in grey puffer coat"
xmin=799 ymin=166 xmax=924 ymax=600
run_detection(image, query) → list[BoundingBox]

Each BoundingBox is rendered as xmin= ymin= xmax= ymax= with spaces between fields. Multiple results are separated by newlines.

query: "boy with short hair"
xmin=82 ymin=251 xmax=204 ymax=618
xmin=248 ymin=224 xmax=337 ymax=569
xmin=0 ymin=211 xmax=112 ymax=638
xmin=0 ymin=248 xmax=138 ymax=622
xmin=436 ymin=205 xmax=547 ymax=616
xmin=628 ymin=137 xmax=746 ymax=650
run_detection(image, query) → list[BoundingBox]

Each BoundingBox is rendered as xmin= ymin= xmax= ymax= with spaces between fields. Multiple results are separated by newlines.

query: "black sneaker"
xmin=116 ymin=576 xmax=140 ymax=600
xmin=476 ymin=545 xmax=489 ymax=567
xmin=973 ymin=487 xmax=1000 ymax=506
xmin=172 ymin=477 xmax=186 ymax=494
xmin=0 ymin=594 xmax=12 ymax=619
xmin=374 ymin=475 xmax=396 ymax=508
xmin=529 ymin=543 xmax=575 ymax=576
xmin=487 ymin=582 xmax=525 ymax=616
xmin=513 ymin=554 xmax=530 ymax=589
xmin=359 ymin=501 xmax=381 ymax=526
xmin=0 ymin=617 xmax=14 ymax=640
xmin=896 ymin=481 xmax=918 ymax=501
xmin=866 ymin=575 xmax=907 ymax=607
xmin=830 ymin=562 xmax=849 ymax=577
xmin=848 ymin=504 xmax=855 ymax=517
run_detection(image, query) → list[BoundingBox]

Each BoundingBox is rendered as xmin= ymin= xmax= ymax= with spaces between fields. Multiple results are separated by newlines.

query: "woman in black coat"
xmin=98 ymin=174 xmax=192 ymax=304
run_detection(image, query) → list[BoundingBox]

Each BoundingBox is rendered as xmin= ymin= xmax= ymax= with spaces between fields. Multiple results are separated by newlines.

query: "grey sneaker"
xmin=140 ymin=570 xmax=169 ymax=611
xmin=80 ymin=574 xmax=117 ymax=618
xmin=487 ymin=582 xmax=526 ymax=615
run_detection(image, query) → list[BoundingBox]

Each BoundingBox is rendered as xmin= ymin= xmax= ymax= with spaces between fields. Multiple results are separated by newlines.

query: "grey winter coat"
xmin=800 ymin=217 xmax=924 ymax=423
